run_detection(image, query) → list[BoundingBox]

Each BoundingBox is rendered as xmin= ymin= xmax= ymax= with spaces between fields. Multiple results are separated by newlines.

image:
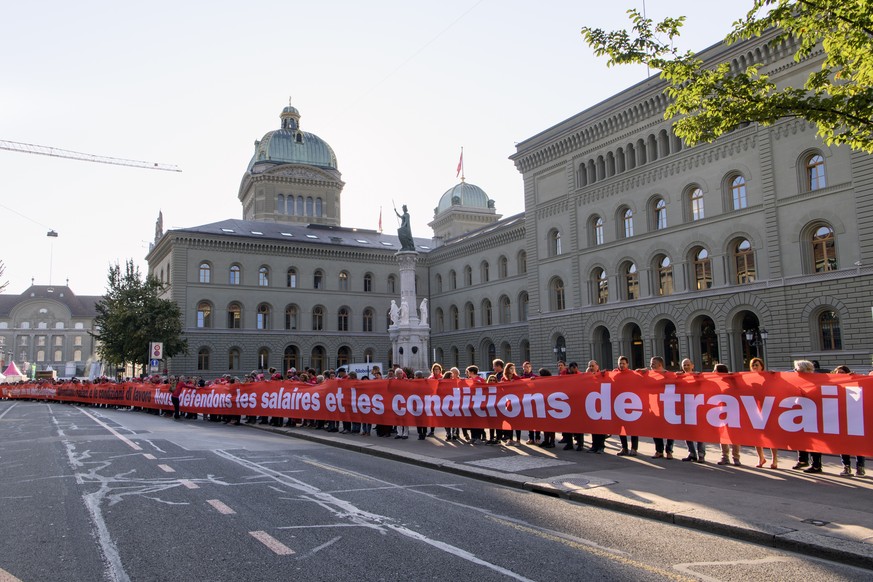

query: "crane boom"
xmin=0 ymin=139 xmax=181 ymax=172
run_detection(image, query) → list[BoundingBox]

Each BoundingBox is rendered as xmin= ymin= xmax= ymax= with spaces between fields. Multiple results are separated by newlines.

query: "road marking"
xmin=207 ymin=499 xmax=236 ymax=514
xmin=142 ymin=454 xmax=156 ymax=460
xmin=179 ymin=479 xmax=199 ymax=489
xmin=674 ymin=557 xmax=793 ymax=582
xmin=0 ymin=566 xmax=23 ymax=581
xmin=76 ymin=407 xmax=142 ymax=451
xmin=249 ymin=531 xmax=295 ymax=555
xmin=157 ymin=464 xmax=175 ymax=473
xmin=0 ymin=402 xmax=17 ymax=420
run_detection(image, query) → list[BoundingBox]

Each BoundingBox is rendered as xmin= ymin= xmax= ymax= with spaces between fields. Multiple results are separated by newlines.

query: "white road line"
xmin=249 ymin=531 xmax=295 ymax=555
xmin=75 ymin=408 xmax=142 ymax=451
xmin=179 ymin=479 xmax=199 ymax=489
xmin=0 ymin=566 xmax=23 ymax=581
xmin=142 ymin=454 xmax=156 ymax=460
xmin=207 ymin=499 xmax=237 ymax=514
xmin=0 ymin=402 xmax=17 ymax=420
xmin=157 ymin=464 xmax=175 ymax=473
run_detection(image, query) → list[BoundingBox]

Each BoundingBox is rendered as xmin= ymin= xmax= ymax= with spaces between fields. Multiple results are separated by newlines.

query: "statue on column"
xmin=419 ymin=298 xmax=428 ymax=326
xmin=400 ymin=300 xmax=409 ymax=324
xmin=389 ymin=300 xmax=400 ymax=326
xmin=394 ymin=204 xmax=415 ymax=251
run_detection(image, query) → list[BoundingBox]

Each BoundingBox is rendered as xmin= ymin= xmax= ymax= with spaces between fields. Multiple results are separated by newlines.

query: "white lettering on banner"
xmin=586 ymin=382 xmax=864 ymax=437
xmin=389 ymin=386 xmax=570 ymax=420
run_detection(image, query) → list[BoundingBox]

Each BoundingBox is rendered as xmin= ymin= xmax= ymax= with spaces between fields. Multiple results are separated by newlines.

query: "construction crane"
xmin=0 ymin=139 xmax=181 ymax=172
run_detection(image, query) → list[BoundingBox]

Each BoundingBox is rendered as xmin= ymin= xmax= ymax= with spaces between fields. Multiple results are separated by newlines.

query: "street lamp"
xmin=553 ymin=345 xmax=566 ymax=362
xmin=745 ymin=328 xmax=769 ymax=364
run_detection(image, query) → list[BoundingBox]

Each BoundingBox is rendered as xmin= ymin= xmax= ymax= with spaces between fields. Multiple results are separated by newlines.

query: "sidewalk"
xmin=251 ymin=423 xmax=873 ymax=569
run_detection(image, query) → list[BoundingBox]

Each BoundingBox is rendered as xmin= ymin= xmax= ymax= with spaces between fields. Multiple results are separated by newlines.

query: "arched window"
xmin=228 ymin=348 xmax=240 ymax=371
xmin=287 ymin=195 xmax=295 ymax=215
xmin=550 ymin=277 xmax=565 ymax=311
xmin=336 ymin=346 xmax=351 ymax=368
xmin=338 ymin=271 xmax=349 ymax=291
xmin=690 ymin=188 xmax=705 ymax=221
xmin=277 ymin=194 xmax=285 ymax=214
xmin=518 ymin=251 xmax=527 ymax=274
xmin=450 ymin=305 xmax=459 ymax=330
xmin=296 ymin=196 xmax=304 ymax=216
xmin=363 ymin=308 xmax=374 ymax=332
xmin=498 ymin=256 xmax=508 ymax=279
xmin=481 ymin=261 xmax=490 ymax=282
xmin=257 ymin=348 xmax=270 ymax=370
xmin=734 ymin=239 xmax=756 ymax=283
xmin=593 ymin=268 xmax=608 ymax=304
xmin=731 ymin=175 xmax=747 ymax=210
xmin=310 ymin=347 xmax=325 ymax=373
xmin=622 ymin=208 xmax=634 ymax=238
xmin=258 ymin=266 xmax=270 ymax=287
xmin=549 ymin=229 xmax=562 ymax=256
xmin=287 ymin=268 xmax=298 ymax=288
xmin=806 ymin=153 xmax=826 ymax=191
xmin=464 ymin=265 xmax=473 ymax=286
xmin=465 ymin=303 xmax=475 ymax=328
xmin=482 ymin=299 xmax=492 ymax=326
xmin=312 ymin=306 xmax=325 ymax=331
xmin=656 ymin=255 xmax=673 ymax=296
xmin=315 ymin=197 xmax=323 ymax=217
xmin=624 ymin=262 xmax=639 ymax=300
xmin=227 ymin=303 xmax=241 ymax=329
xmin=812 ymin=224 xmax=837 ymax=272
xmin=313 ymin=269 xmax=324 ymax=290
xmin=388 ymin=275 xmax=397 ymax=294
xmin=197 ymin=348 xmax=210 ymax=371
xmin=593 ymin=216 xmax=604 ymax=245
xmin=199 ymin=262 xmax=211 ymax=284
xmin=499 ymin=296 xmax=511 ymax=324
xmin=306 ymin=196 xmax=314 ymax=216
xmin=518 ymin=292 xmax=529 ymax=321
xmin=363 ymin=273 xmax=373 ymax=292
xmin=196 ymin=301 xmax=212 ymax=328
xmin=229 ymin=265 xmax=241 ymax=285
xmin=285 ymin=305 xmax=298 ymax=330
xmin=284 ymin=346 xmax=299 ymax=372
xmin=256 ymin=303 xmax=270 ymax=330
xmin=436 ymin=308 xmax=444 ymax=332
xmin=654 ymin=198 xmax=667 ymax=230
xmin=337 ymin=307 xmax=350 ymax=332
xmin=448 ymin=270 xmax=457 ymax=290
xmin=692 ymin=247 xmax=712 ymax=290
xmin=819 ymin=310 xmax=842 ymax=350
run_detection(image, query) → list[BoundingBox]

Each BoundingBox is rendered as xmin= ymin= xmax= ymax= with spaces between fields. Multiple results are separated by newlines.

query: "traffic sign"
xmin=150 ymin=342 xmax=164 ymax=360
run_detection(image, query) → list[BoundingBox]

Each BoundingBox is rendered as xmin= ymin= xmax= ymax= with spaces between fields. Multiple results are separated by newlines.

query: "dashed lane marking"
xmin=249 ymin=531 xmax=295 ymax=555
xmin=179 ymin=479 xmax=199 ymax=489
xmin=207 ymin=499 xmax=236 ymax=515
xmin=143 ymin=454 xmax=156 ymax=460
xmin=158 ymin=464 xmax=175 ymax=473
xmin=76 ymin=407 xmax=142 ymax=451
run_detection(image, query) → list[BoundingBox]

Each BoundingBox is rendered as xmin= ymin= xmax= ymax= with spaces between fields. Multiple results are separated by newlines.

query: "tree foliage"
xmin=581 ymin=0 xmax=873 ymax=152
xmin=91 ymin=260 xmax=187 ymax=372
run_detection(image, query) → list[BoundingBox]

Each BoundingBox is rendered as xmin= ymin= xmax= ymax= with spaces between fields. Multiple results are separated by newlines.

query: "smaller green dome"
xmin=436 ymin=181 xmax=491 ymax=213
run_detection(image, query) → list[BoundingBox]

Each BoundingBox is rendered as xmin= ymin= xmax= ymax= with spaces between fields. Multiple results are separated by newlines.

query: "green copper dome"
xmin=246 ymin=102 xmax=338 ymax=171
xmin=436 ymin=181 xmax=491 ymax=213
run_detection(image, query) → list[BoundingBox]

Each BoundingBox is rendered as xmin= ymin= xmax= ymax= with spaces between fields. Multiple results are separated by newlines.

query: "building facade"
xmin=0 ymin=284 xmax=100 ymax=377
xmin=148 ymin=29 xmax=873 ymax=377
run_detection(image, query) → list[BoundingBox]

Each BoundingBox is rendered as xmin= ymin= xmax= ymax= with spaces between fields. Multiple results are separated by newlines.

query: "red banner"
xmin=3 ymin=371 xmax=871 ymax=455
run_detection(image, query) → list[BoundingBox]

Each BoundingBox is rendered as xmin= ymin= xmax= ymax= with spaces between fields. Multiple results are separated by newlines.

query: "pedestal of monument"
xmin=388 ymin=250 xmax=430 ymax=372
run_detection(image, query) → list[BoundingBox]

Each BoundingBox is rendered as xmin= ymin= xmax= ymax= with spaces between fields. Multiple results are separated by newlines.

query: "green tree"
xmin=91 ymin=260 xmax=187 ymax=374
xmin=581 ymin=0 xmax=873 ymax=152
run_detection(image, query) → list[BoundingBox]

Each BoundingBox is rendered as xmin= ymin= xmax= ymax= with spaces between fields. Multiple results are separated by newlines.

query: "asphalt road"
xmin=0 ymin=401 xmax=869 ymax=582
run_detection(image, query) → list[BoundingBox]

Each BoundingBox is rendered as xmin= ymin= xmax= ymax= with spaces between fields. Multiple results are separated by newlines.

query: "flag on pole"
xmin=456 ymin=148 xmax=464 ymax=178
xmin=378 ymin=207 xmax=382 ymax=233
xmin=46 ymin=230 xmax=58 ymax=237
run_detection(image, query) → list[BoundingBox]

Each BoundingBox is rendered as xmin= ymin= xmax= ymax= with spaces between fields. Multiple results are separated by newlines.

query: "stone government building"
xmin=148 ymin=28 xmax=873 ymax=377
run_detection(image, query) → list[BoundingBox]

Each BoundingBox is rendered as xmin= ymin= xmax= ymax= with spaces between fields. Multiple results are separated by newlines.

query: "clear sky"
xmin=1 ymin=1 xmax=745 ymax=296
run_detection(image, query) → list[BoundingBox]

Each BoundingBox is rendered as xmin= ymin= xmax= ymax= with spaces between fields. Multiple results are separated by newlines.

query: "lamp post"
xmin=745 ymin=328 xmax=769 ymax=365
xmin=553 ymin=345 xmax=566 ymax=363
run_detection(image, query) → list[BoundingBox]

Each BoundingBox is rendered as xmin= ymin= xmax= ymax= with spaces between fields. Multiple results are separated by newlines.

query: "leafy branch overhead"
xmin=581 ymin=0 xmax=873 ymax=152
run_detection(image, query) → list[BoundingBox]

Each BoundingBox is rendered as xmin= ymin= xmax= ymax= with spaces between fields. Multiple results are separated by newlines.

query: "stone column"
xmin=389 ymin=251 xmax=429 ymax=372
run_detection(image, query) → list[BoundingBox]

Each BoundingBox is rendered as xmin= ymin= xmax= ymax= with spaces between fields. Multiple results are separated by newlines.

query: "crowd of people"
xmin=2 ymin=357 xmax=867 ymax=478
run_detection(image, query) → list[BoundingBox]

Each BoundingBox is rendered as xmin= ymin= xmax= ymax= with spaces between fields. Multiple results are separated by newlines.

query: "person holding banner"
xmin=749 ymin=357 xmax=778 ymax=469
xmin=615 ymin=356 xmax=639 ymax=457
xmin=649 ymin=356 xmax=675 ymax=459
xmin=679 ymin=358 xmax=707 ymax=463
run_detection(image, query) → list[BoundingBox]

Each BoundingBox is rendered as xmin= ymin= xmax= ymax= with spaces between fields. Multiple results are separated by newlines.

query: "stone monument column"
xmin=388 ymin=250 xmax=429 ymax=372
